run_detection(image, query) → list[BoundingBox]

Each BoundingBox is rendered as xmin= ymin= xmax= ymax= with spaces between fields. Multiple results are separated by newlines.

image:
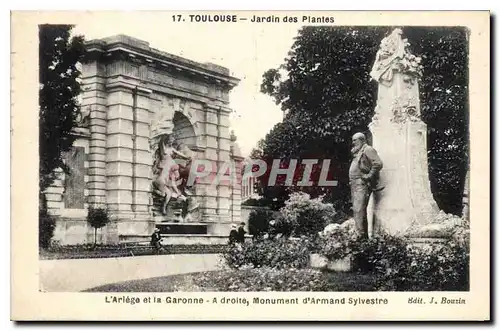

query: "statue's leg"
xmin=173 ymin=182 xmax=182 ymax=196
xmin=169 ymin=177 xmax=186 ymax=201
xmin=163 ymin=189 xmax=172 ymax=215
xmin=152 ymin=179 xmax=167 ymax=197
xmin=371 ymin=190 xmax=383 ymax=234
xmin=351 ymin=179 xmax=370 ymax=240
xmin=360 ymin=188 xmax=371 ymax=237
xmin=153 ymin=188 xmax=165 ymax=197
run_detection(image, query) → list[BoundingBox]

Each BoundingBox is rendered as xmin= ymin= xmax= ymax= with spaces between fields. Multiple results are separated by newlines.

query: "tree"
xmin=404 ymin=27 xmax=469 ymax=214
xmin=87 ymin=207 xmax=110 ymax=246
xmin=259 ymin=26 xmax=468 ymax=216
xmin=39 ymin=25 xmax=85 ymax=193
xmin=39 ymin=194 xmax=56 ymax=248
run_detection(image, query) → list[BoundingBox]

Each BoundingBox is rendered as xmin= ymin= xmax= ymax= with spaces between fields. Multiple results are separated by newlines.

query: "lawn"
xmin=83 ymin=269 xmax=378 ymax=292
xmin=40 ymin=244 xmax=227 ymax=260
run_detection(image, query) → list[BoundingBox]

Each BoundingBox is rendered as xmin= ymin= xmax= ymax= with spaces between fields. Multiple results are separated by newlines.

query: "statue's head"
xmin=352 ymin=132 xmax=366 ymax=143
xmin=351 ymin=132 xmax=366 ymax=153
xmin=167 ymin=134 xmax=175 ymax=144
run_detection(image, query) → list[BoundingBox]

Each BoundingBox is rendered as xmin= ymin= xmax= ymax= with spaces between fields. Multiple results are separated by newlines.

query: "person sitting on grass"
xmin=237 ymin=222 xmax=247 ymax=244
xmin=150 ymin=228 xmax=163 ymax=254
xmin=228 ymin=224 xmax=239 ymax=244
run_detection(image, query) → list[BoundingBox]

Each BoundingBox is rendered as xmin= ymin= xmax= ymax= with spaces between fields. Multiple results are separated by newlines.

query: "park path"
xmin=39 ymin=254 xmax=222 ymax=292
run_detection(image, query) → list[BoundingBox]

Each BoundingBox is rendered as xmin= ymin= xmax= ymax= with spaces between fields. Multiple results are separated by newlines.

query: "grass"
xmin=40 ymin=244 xmax=227 ymax=260
xmin=83 ymin=269 xmax=378 ymax=292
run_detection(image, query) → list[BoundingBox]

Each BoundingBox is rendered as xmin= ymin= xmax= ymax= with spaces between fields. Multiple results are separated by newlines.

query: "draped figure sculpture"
xmin=152 ymin=134 xmax=189 ymax=214
xmin=151 ymin=132 xmax=200 ymax=220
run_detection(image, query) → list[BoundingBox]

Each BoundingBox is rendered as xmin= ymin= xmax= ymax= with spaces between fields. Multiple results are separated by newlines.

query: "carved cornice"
xmin=84 ymin=35 xmax=240 ymax=91
xmin=105 ymin=79 xmax=153 ymax=94
xmin=204 ymin=104 xmax=232 ymax=114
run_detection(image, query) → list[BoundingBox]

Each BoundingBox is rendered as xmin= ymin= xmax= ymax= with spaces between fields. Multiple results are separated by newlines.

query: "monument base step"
xmin=155 ymin=222 xmax=208 ymax=235
xmin=119 ymin=234 xmax=230 ymax=245
xmin=153 ymin=219 xmax=235 ymax=236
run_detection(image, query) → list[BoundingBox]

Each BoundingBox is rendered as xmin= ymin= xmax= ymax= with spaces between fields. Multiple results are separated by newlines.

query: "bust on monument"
xmin=370 ymin=28 xmax=406 ymax=85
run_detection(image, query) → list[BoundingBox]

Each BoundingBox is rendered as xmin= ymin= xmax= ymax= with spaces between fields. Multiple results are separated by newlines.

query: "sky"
xmin=73 ymin=13 xmax=301 ymax=156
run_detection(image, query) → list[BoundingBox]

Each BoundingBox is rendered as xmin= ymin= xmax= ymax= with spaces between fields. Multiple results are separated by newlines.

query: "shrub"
xmin=318 ymin=220 xmax=470 ymax=291
xmin=353 ymin=233 xmax=411 ymax=275
xmin=319 ymin=219 xmax=358 ymax=260
xmin=87 ymin=207 xmax=110 ymax=246
xmin=223 ymin=237 xmax=313 ymax=270
xmin=193 ymin=268 xmax=330 ymax=291
xmin=399 ymin=240 xmax=469 ymax=291
xmin=39 ymin=209 xmax=56 ymax=249
xmin=358 ymin=236 xmax=469 ymax=291
xmin=277 ymin=192 xmax=336 ymax=237
xmin=247 ymin=208 xmax=274 ymax=238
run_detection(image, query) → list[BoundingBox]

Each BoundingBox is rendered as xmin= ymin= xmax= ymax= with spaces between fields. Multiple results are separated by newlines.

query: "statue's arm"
xmin=364 ymin=146 xmax=383 ymax=178
xmin=171 ymin=148 xmax=191 ymax=160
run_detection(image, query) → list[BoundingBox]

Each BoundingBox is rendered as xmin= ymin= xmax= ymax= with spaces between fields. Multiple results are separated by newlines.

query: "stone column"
xmin=105 ymin=86 xmax=134 ymax=218
xmin=105 ymin=81 xmax=154 ymax=238
xmin=230 ymin=132 xmax=244 ymax=225
xmin=216 ymin=107 xmax=233 ymax=225
xmin=230 ymin=161 xmax=244 ymax=224
xmin=81 ymin=62 xmax=107 ymax=209
xmin=198 ymin=104 xmax=220 ymax=222
xmin=132 ymin=87 xmax=154 ymax=226
xmin=81 ymin=61 xmax=118 ymax=243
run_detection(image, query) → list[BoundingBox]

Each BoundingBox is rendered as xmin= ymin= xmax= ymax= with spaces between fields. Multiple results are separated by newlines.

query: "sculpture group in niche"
xmin=149 ymin=94 xmax=201 ymax=221
xmin=151 ymin=133 xmax=199 ymax=220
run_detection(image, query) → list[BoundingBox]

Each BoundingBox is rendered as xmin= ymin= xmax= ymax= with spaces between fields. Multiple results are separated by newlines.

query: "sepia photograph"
xmin=11 ymin=10 xmax=489 ymax=321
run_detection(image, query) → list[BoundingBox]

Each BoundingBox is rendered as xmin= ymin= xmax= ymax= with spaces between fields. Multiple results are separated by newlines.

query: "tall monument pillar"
xmin=368 ymin=29 xmax=440 ymax=236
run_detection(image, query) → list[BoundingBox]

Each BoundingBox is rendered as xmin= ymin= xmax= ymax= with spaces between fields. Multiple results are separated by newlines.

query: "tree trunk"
xmin=94 ymin=227 xmax=97 ymax=247
xmin=462 ymin=168 xmax=470 ymax=219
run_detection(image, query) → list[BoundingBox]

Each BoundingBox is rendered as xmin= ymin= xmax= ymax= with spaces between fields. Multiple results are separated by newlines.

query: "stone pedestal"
xmin=367 ymin=29 xmax=440 ymax=237
xmin=369 ymin=118 xmax=439 ymax=235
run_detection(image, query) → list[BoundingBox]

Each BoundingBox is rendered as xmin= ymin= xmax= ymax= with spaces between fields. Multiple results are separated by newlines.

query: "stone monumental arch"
xmin=44 ymin=35 xmax=245 ymax=245
xmin=368 ymin=29 xmax=442 ymax=236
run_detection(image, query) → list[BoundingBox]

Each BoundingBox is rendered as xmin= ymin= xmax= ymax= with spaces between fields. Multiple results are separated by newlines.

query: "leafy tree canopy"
xmin=258 ymin=26 xmax=468 ymax=216
xmin=39 ymin=24 xmax=85 ymax=193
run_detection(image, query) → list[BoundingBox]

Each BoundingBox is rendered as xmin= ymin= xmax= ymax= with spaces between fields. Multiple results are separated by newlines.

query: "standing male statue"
xmin=349 ymin=132 xmax=384 ymax=239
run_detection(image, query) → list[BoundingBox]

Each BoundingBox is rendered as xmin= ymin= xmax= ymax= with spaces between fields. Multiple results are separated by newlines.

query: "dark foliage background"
xmin=39 ymin=25 xmax=85 ymax=246
xmin=39 ymin=24 xmax=85 ymax=193
xmin=256 ymin=26 xmax=469 ymax=216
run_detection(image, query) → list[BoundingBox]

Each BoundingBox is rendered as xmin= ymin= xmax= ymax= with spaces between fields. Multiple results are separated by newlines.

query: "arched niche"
xmin=172 ymin=111 xmax=197 ymax=149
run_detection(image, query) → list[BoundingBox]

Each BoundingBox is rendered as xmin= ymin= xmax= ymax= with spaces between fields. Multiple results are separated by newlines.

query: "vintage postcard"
xmin=11 ymin=10 xmax=490 ymax=321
